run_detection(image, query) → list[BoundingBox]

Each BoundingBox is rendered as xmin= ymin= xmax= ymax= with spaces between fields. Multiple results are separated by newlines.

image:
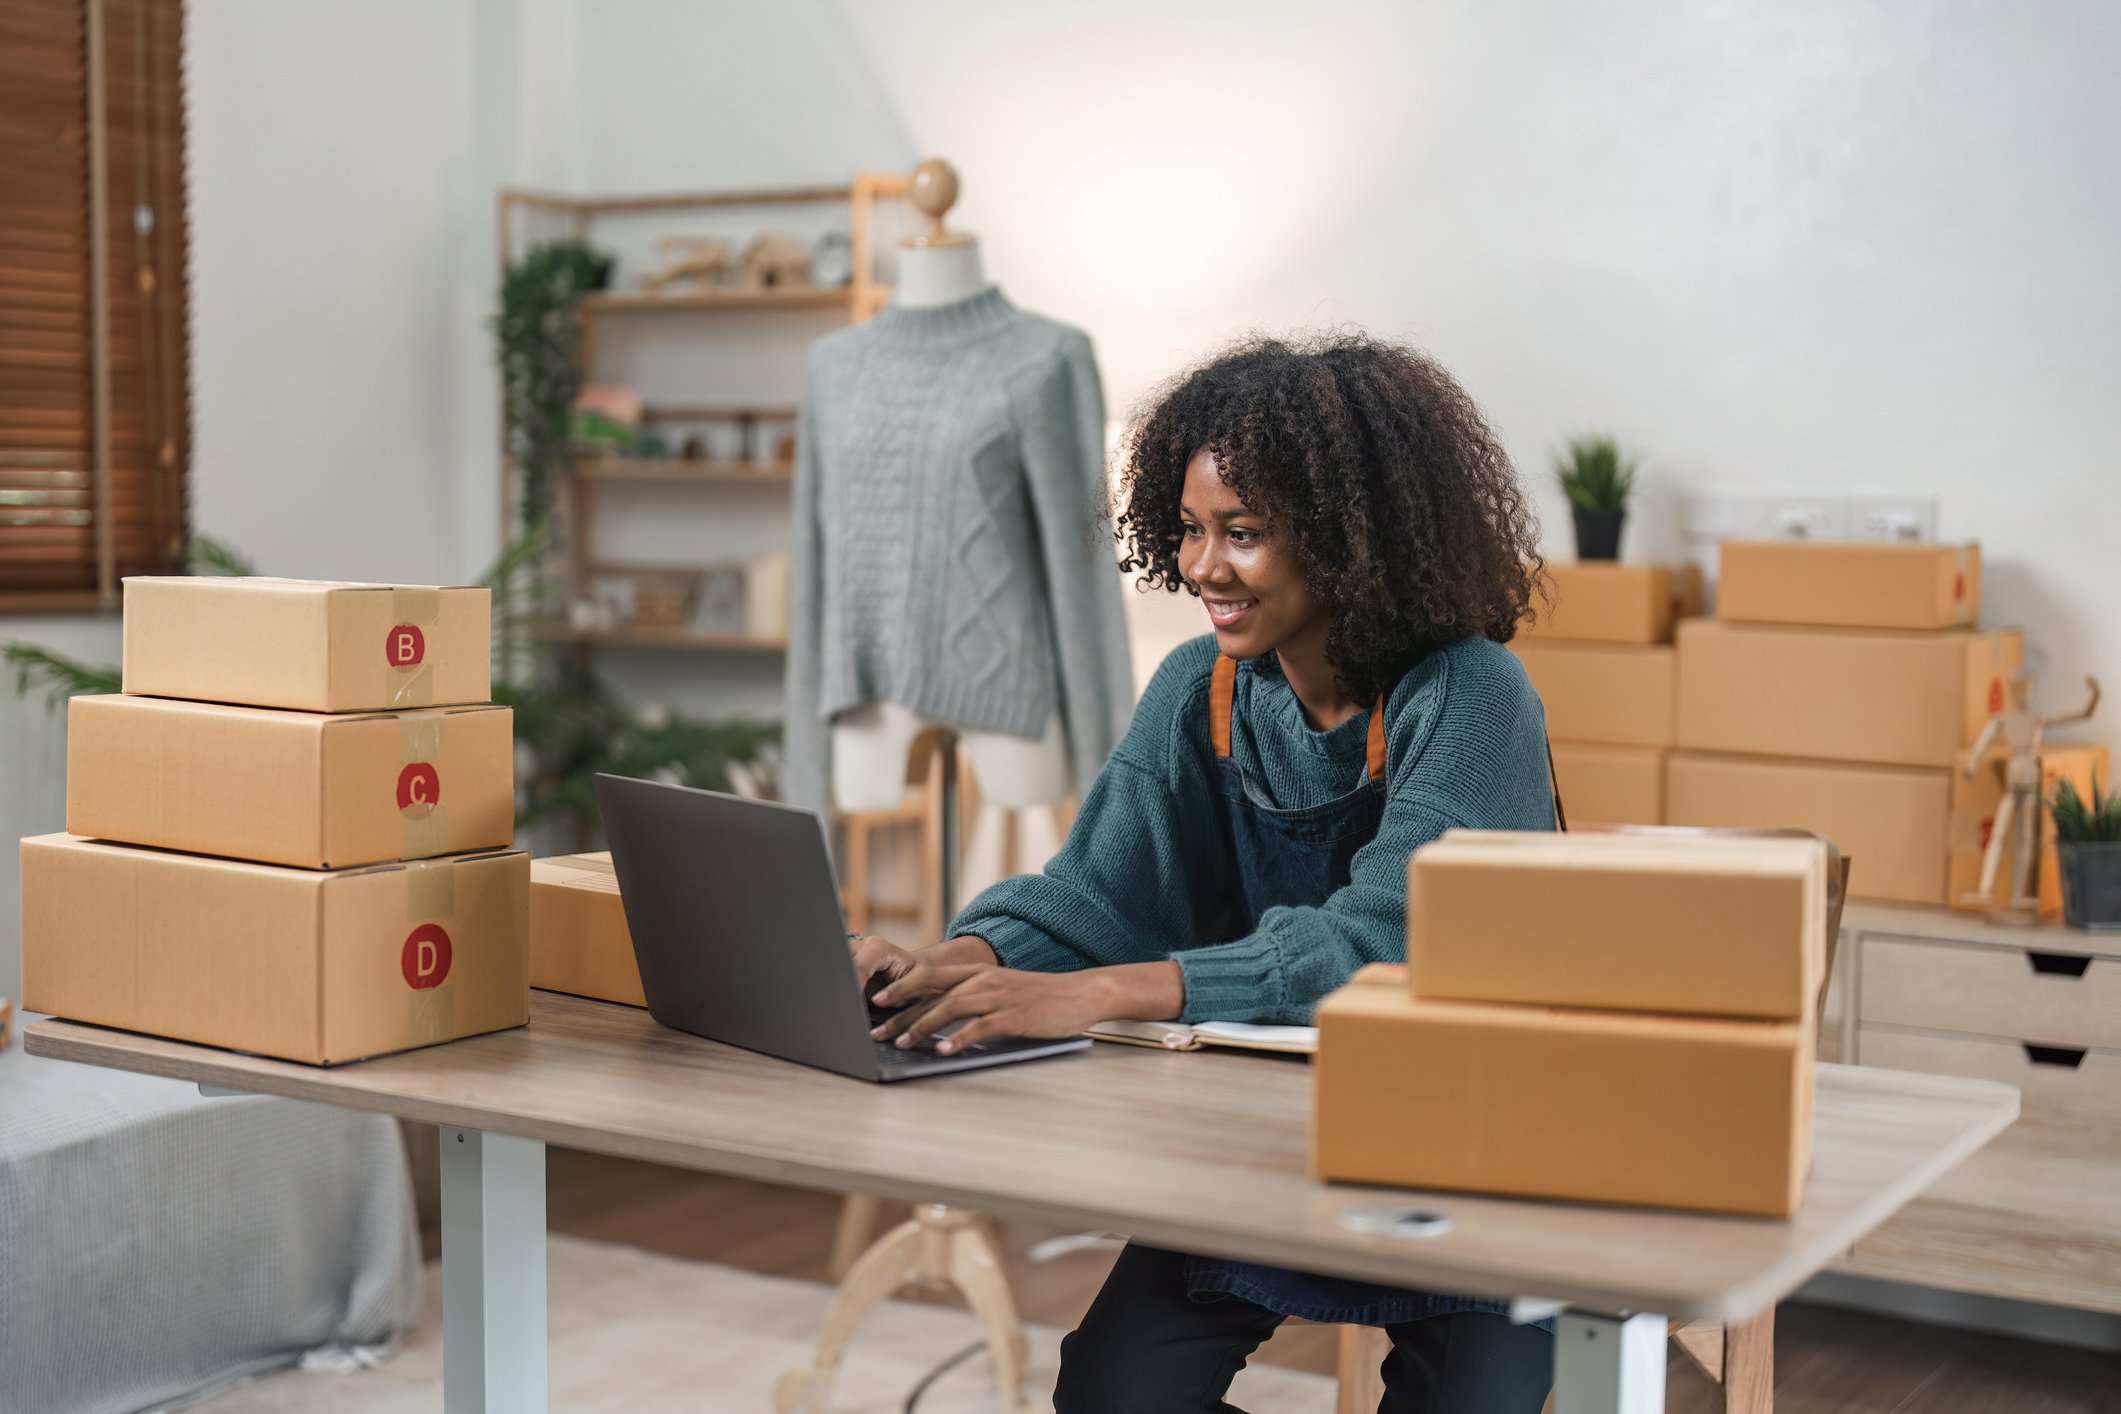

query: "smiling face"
xmin=1175 ymin=447 xmax=1329 ymax=660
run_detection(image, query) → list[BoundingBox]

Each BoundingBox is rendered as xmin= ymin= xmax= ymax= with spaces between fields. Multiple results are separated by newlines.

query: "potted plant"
xmin=2051 ymin=772 xmax=2121 ymax=930
xmin=1555 ymin=435 xmax=1637 ymax=561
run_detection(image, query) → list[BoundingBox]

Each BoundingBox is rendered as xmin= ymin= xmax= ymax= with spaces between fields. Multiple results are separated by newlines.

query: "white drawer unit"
xmin=1836 ymin=902 xmax=2121 ymax=1315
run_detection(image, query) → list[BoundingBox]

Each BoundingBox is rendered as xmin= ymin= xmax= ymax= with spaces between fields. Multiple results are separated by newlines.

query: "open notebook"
xmin=1086 ymin=1020 xmax=1318 ymax=1055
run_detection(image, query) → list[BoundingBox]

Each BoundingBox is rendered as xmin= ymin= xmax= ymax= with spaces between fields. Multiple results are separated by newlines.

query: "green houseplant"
xmin=1555 ymin=435 xmax=1637 ymax=561
xmin=2051 ymin=773 xmax=2121 ymax=930
xmin=495 ymin=240 xmax=613 ymax=531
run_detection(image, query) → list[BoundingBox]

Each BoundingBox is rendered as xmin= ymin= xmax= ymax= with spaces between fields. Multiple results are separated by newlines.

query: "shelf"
xmin=532 ymin=624 xmax=787 ymax=654
xmin=581 ymin=286 xmax=851 ymax=314
xmin=573 ymin=457 xmax=792 ymax=485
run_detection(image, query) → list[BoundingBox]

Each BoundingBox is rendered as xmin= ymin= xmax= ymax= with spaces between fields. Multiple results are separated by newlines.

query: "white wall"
xmin=828 ymin=0 xmax=2121 ymax=711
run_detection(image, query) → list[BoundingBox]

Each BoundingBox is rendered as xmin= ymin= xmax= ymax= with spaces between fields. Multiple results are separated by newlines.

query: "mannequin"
xmin=829 ymin=158 xmax=1073 ymax=818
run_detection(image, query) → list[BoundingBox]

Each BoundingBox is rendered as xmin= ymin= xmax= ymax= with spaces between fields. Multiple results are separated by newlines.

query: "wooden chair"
xmin=1333 ymin=1310 xmax=1775 ymax=1413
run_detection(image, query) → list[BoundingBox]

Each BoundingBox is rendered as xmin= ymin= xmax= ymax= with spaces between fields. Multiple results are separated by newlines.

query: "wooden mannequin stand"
xmin=779 ymin=722 xmax=1034 ymax=1414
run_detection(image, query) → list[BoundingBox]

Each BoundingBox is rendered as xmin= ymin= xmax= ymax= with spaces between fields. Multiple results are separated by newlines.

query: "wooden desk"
xmin=28 ymin=992 xmax=2016 ymax=1414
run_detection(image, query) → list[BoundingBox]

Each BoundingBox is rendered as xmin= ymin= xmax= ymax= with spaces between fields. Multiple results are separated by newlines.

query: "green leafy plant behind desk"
xmin=1555 ymin=434 xmax=1638 ymax=561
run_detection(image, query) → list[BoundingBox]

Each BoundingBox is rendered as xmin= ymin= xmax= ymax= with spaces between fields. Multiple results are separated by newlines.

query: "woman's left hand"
xmin=871 ymin=965 xmax=1115 ymax=1056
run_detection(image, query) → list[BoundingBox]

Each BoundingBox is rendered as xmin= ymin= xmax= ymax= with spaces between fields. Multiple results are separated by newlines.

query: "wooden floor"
xmin=535 ymin=1149 xmax=2121 ymax=1411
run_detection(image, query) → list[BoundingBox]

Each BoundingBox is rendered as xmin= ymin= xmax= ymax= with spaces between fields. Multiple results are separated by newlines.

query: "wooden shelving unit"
xmin=498 ymin=173 xmax=910 ymax=665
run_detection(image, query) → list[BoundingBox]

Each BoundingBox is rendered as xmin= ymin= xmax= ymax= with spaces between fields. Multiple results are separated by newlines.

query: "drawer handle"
xmin=2022 ymin=1044 xmax=2088 ymax=1069
xmin=2027 ymin=952 xmax=2093 ymax=978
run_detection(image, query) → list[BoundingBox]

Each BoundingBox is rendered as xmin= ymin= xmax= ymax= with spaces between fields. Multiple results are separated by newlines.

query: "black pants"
xmin=1054 ymin=1244 xmax=1553 ymax=1414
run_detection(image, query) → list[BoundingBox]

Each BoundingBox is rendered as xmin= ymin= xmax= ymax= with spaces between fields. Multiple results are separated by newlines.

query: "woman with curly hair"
xmin=854 ymin=332 xmax=1559 ymax=1412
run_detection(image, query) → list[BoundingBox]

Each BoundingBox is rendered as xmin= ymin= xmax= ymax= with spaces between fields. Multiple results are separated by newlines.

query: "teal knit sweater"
xmin=949 ymin=634 xmax=1556 ymax=1024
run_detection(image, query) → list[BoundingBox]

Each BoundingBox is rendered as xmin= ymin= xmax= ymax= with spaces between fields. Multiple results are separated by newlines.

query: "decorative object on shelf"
xmin=773 ymin=433 xmax=797 ymax=466
xmin=698 ymin=565 xmax=748 ymax=634
xmin=2053 ymin=765 xmax=2121 ymax=930
xmin=631 ymin=578 xmax=698 ymax=631
xmin=497 ymin=240 xmax=614 ymax=530
xmin=1965 ymin=671 xmax=2103 ymax=922
xmin=809 ymin=231 xmax=854 ymax=289
xmin=681 ymin=433 xmax=708 ymax=462
xmin=739 ymin=233 xmax=814 ymax=290
xmin=747 ymin=551 xmax=792 ymax=640
xmin=568 ymin=596 xmax=621 ymax=632
xmin=643 ymin=235 xmax=733 ymax=293
xmin=1556 ymin=434 xmax=1637 ymax=561
xmin=571 ymin=383 xmax=643 ymax=448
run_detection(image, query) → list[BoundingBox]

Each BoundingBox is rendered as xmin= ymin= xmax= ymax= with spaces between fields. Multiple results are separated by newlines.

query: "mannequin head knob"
xmin=909 ymin=158 xmax=960 ymax=222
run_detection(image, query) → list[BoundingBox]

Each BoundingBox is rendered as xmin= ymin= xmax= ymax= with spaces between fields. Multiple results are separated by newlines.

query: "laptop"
xmin=593 ymin=773 xmax=1090 ymax=1081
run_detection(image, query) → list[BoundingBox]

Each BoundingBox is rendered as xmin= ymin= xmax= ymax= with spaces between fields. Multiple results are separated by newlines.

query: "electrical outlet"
xmin=1848 ymin=496 xmax=1938 ymax=543
xmin=1769 ymin=499 xmax=1844 ymax=540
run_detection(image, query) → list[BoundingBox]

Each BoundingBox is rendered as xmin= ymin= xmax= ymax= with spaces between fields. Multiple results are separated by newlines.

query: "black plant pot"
xmin=1572 ymin=507 xmax=1626 ymax=561
xmin=2058 ymin=841 xmax=2121 ymax=931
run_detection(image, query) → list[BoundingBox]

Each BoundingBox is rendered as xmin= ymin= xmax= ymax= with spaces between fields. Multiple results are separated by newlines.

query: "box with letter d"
xmin=20 ymin=835 xmax=528 ymax=1065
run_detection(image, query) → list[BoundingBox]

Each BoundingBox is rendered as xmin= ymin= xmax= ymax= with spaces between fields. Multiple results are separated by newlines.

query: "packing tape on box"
xmin=398 ymin=711 xmax=450 ymax=857
xmin=404 ymin=856 xmax=456 ymax=921
xmin=386 ymin=586 xmax=443 ymax=708
xmin=544 ymin=855 xmax=615 ymax=875
xmin=409 ymin=983 xmax=456 ymax=1045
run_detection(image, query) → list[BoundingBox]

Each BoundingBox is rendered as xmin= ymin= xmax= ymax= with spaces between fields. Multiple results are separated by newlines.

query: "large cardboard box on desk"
xmin=530 ymin=853 xmax=645 ymax=1007
xmin=1666 ymin=751 xmax=1951 ymax=904
xmin=66 ymin=694 xmax=514 ymax=870
xmin=1314 ymin=965 xmax=1812 ymax=1217
xmin=1675 ymin=620 xmax=2020 ymax=768
xmin=122 ymin=576 xmax=491 ymax=712
xmin=1549 ymin=742 xmax=1664 ymax=826
xmin=20 ymin=834 xmax=529 ymax=1065
xmin=1506 ymin=641 xmax=1674 ymax=747
xmin=1949 ymin=741 xmax=2111 ymax=917
xmin=1522 ymin=563 xmax=1683 ymax=644
xmin=1718 ymin=540 xmax=1979 ymax=631
xmin=1406 ymin=830 xmax=1826 ymax=1018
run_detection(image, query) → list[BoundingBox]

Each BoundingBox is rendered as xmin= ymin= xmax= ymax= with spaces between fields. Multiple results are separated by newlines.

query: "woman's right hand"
xmin=849 ymin=933 xmax=923 ymax=994
xmin=849 ymin=932 xmax=1000 ymax=1003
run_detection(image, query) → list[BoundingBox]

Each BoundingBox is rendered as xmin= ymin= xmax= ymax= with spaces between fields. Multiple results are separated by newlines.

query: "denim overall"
xmin=1178 ymin=653 xmax=1529 ymax=1326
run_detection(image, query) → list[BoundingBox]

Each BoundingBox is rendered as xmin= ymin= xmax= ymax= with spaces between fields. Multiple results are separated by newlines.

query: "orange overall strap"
xmin=1364 ymin=697 xmax=1389 ymax=781
xmin=1210 ymin=654 xmax=1237 ymax=759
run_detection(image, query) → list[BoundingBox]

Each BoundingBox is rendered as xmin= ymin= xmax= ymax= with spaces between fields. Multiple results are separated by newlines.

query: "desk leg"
xmin=441 ymin=1127 xmax=547 ymax=1414
xmin=1551 ymin=1311 xmax=1665 ymax=1414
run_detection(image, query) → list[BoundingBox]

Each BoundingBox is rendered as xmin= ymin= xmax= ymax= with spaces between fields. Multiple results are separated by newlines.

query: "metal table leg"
xmin=1552 ymin=1310 xmax=1666 ymax=1414
xmin=441 ymin=1127 xmax=548 ymax=1413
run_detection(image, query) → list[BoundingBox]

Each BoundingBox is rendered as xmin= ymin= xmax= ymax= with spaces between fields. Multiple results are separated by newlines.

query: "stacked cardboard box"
xmin=1669 ymin=541 xmax=2027 ymax=906
xmin=1510 ymin=562 xmax=1700 ymax=827
xmin=20 ymin=577 xmax=531 ymax=1064
xmin=1316 ymin=830 xmax=1828 ymax=1216
xmin=529 ymin=852 xmax=646 ymax=1006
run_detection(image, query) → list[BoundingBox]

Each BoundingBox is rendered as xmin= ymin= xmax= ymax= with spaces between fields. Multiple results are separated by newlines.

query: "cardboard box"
xmin=122 ymin=576 xmax=491 ymax=712
xmin=1666 ymin=751 xmax=1951 ymax=904
xmin=1315 ymin=965 xmax=1811 ymax=1216
xmin=1718 ymin=541 xmax=1979 ymax=631
xmin=66 ymin=694 xmax=515 ymax=870
xmin=1550 ymin=742 xmax=1665 ymax=826
xmin=1675 ymin=620 xmax=2021 ymax=768
xmin=1406 ymin=829 xmax=1824 ymax=1018
xmin=530 ymin=853 xmax=645 ymax=1007
xmin=20 ymin=834 xmax=528 ymax=1065
xmin=1524 ymin=563 xmax=1678 ymax=643
xmin=1949 ymin=741 xmax=2111 ymax=917
xmin=1507 ymin=641 xmax=1675 ymax=747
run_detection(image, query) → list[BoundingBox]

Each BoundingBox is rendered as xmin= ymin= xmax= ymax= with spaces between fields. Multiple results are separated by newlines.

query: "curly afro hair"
xmin=1114 ymin=331 xmax=1543 ymax=704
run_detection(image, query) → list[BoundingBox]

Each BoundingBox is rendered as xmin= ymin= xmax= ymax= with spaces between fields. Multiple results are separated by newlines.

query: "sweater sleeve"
xmin=1174 ymin=645 xmax=1558 ymax=1024
xmin=780 ymin=370 xmax=830 ymax=817
xmin=949 ymin=640 xmax=1222 ymax=972
xmin=1012 ymin=332 xmax=1135 ymax=798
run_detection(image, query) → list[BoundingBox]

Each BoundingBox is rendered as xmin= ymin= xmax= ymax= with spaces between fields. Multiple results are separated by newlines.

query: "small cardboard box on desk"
xmin=529 ymin=853 xmax=645 ymax=1007
xmin=1718 ymin=540 xmax=1979 ymax=632
xmin=1315 ymin=830 xmax=1831 ymax=1217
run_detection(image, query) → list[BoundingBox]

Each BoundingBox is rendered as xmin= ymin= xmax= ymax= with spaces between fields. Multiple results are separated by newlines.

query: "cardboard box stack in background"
xmin=20 ymin=577 xmax=531 ymax=1065
xmin=1670 ymin=541 xmax=2030 ymax=906
xmin=1316 ymin=830 xmax=1828 ymax=1216
xmin=1510 ymin=562 xmax=1700 ymax=827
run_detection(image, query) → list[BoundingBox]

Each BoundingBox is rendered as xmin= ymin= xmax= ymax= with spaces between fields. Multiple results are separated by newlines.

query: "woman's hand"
xmin=872 ymin=960 xmax=1184 ymax=1056
xmin=849 ymin=933 xmax=998 ymax=1002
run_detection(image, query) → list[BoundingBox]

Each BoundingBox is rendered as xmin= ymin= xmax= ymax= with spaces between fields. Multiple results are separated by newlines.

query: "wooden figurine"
xmin=1962 ymin=670 xmax=2102 ymax=920
xmin=739 ymin=232 xmax=813 ymax=290
xmin=642 ymin=235 xmax=733 ymax=293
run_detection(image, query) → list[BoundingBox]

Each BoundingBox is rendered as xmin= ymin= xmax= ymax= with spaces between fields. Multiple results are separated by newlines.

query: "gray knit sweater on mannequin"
xmin=783 ymin=288 xmax=1135 ymax=816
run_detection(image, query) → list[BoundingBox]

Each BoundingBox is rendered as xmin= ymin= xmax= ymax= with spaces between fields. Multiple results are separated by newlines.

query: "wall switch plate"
xmin=1681 ymin=491 xmax=1939 ymax=547
xmin=1848 ymin=496 xmax=1938 ymax=543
